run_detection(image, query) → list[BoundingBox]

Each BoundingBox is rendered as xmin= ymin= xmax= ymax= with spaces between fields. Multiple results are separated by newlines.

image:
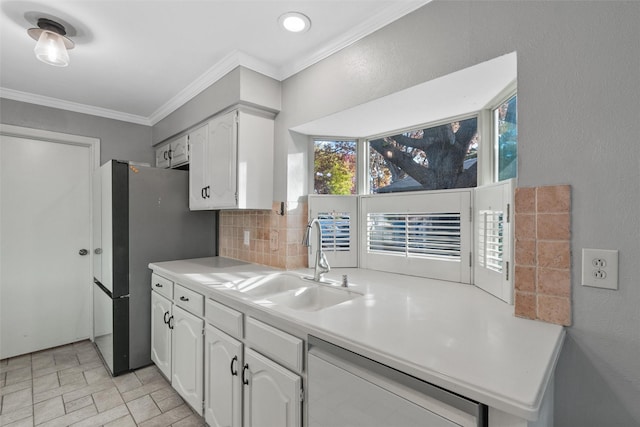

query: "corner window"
xmin=495 ymin=94 xmax=517 ymax=181
xmin=368 ymin=117 xmax=479 ymax=193
xmin=313 ymin=140 xmax=356 ymax=194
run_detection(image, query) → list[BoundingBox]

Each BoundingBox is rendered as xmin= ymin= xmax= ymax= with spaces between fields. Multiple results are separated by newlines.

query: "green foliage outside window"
xmin=314 ymin=140 xmax=356 ymax=195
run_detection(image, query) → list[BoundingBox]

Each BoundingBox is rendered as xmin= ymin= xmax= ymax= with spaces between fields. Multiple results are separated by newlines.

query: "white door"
xmin=151 ymin=291 xmax=172 ymax=379
xmin=172 ymin=305 xmax=204 ymax=415
xmin=205 ymin=324 xmax=243 ymax=427
xmin=243 ymin=348 xmax=302 ymax=427
xmin=0 ymin=127 xmax=98 ymax=359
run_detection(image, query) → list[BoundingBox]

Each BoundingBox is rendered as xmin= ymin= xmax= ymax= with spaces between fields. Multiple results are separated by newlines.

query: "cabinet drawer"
xmin=245 ymin=317 xmax=303 ymax=373
xmin=205 ymin=299 xmax=243 ymax=339
xmin=174 ymin=284 xmax=204 ymax=316
xmin=151 ymin=273 xmax=173 ymax=299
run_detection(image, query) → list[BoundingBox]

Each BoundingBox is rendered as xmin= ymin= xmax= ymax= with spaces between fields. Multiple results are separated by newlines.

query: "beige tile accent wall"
xmin=219 ymin=202 xmax=309 ymax=270
xmin=514 ymin=185 xmax=572 ymax=326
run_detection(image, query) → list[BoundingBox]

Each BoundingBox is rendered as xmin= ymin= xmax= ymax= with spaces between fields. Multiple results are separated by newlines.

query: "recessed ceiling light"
xmin=278 ymin=12 xmax=311 ymax=33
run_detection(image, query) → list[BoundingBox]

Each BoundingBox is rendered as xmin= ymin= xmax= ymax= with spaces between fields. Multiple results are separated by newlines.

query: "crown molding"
xmin=2 ymin=1 xmax=431 ymax=127
xmin=147 ymin=50 xmax=279 ymax=125
xmin=0 ymin=87 xmax=151 ymax=125
xmin=276 ymin=0 xmax=431 ymax=80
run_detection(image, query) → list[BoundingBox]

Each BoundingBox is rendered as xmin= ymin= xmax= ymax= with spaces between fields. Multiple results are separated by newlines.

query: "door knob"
xmin=78 ymin=249 xmax=89 ymax=256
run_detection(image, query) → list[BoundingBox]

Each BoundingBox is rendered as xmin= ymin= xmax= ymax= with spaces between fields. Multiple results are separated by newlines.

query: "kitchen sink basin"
xmin=233 ymin=273 xmax=308 ymax=297
xmin=266 ymin=285 xmax=362 ymax=312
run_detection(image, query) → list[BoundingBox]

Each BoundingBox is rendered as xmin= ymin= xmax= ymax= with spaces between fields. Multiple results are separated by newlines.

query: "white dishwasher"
xmin=308 ymin=336 xmax=487 ymax=427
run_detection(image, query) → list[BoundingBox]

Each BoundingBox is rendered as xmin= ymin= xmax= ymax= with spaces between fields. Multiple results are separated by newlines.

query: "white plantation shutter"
xmin=308 ymin=195 xmax=358 ymax=267
xmin=478 ymin=210 xmax=504 ymax=272
xmin=474 ymin=179 xmax=514 ymax=303
xmin=360 ymin=190 xmax=472 ymax=283
xmin=367 ymin=212 xmax=462 ymax=261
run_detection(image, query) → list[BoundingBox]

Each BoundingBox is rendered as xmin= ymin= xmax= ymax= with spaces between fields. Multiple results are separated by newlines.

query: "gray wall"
xmin=278 ymin=1 xmax=640 ymax=425
xmin=152 ymin=67 xmax=281 ymax=145
xmin=0 ymin=98 xmax=153 ymax=165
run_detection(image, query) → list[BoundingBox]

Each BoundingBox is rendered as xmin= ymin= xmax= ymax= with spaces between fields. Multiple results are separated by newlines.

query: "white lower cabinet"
xmin=150 ymin=291 xmax=172 ymax=379
xmin=204 ymin=324 xmax=243 ymax=427
xmin=243 ymin=348 xmax=302 ymax=427
xmin=172 ymin=305 xmax=204 ymax=415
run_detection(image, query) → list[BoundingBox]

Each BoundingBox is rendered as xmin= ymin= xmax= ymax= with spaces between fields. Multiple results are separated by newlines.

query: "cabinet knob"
xmin=179 ymin=296 xmax=189 ymax=302
xmin=78 ymin=249 xmax=88 ymax=256
xmin=155 ymin=283 xmax=163 ymax=288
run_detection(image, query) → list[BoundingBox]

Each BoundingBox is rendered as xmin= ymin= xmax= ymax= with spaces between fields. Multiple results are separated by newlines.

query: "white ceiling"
xmin=0 ymin=1 xmax=429 ymax=125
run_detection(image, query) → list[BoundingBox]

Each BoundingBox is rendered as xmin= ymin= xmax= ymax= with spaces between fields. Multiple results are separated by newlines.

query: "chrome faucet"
xmin=302 ymin=218 xmax=330 ymax=281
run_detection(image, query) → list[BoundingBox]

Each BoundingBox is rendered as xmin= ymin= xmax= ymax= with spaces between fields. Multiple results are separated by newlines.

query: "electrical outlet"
xmin=582 ymin=248 xmax=618 ymax=290
xmin=243 ymin=230 xmax=250 ymax=246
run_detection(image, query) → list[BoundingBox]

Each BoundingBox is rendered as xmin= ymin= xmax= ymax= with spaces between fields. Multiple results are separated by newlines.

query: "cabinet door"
xmin=156 ymin=145 xmax=170 ymax=168
xmin=243 ymin=348 xmax=301 ymax=427
xmin=172 ymin=305 xmax=204 ymax=415
xmin=208 ymin=111 xmax=237 ymax=209
xmin=188 ymin=123 xmax=209 ymax=210
xmin=171 ymin=135 xmax=189 ymax=167
xmin=151 ymin=291 xmax=172 ymax=379
xmin=205 ymin=324 xmax=242 ymax=427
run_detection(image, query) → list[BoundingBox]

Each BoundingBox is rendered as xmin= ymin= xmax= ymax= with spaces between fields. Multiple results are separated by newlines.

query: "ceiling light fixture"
xmin=278 ymin=12 xmax=311 ymax=33
xmin=27 ymin=18 xmax=74 ymax=67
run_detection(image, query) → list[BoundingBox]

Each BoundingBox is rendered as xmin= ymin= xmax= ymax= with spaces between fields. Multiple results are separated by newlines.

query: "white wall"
xmin=277 ymin=1 xmax=640 ymax=425
xmin=0 ymin=98 xmax=153 ymax=165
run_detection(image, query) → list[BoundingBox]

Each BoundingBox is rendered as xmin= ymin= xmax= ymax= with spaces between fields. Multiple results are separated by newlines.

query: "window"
xmin=308 ymin=195 xmax=358 ymax=268
xmin=368 ymin=117 xmax=479 ymax=194
xmin=307 ymin=89 xmax=516 ymax=294
xmin=313 ymin=140 xmax=356 ymax=194
xmin=494 ymin=94 xmax=517 ymax=181
xmin=360 ymin=190 xmax=472 ymax=283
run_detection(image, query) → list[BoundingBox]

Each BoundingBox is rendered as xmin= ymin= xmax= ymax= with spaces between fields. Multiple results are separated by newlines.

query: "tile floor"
xmin=0 ymin=341 xmax=205 ymax=427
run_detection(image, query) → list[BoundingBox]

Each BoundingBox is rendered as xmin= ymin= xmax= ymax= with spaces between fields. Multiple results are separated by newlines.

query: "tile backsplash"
xmin=219 ymin=202 xmax=309 ymax=270
xmin=514 ymin=185 xmax=572 ymax=326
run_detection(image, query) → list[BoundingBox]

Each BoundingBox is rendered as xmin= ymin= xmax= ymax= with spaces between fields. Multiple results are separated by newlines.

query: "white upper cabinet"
xmin=155 ymin=134 xmax=190 ymax=169
xmin=189 ymin=109 xmax=274 ymax=210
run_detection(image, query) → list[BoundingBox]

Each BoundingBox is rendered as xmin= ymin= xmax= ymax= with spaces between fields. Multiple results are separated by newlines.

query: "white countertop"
xmin=149 ymin=257 xmax=565 ymax=421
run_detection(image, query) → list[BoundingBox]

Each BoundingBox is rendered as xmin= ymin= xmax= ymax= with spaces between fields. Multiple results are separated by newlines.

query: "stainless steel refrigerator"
xmin=92 ymin=160 xmax=216 ymax=376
